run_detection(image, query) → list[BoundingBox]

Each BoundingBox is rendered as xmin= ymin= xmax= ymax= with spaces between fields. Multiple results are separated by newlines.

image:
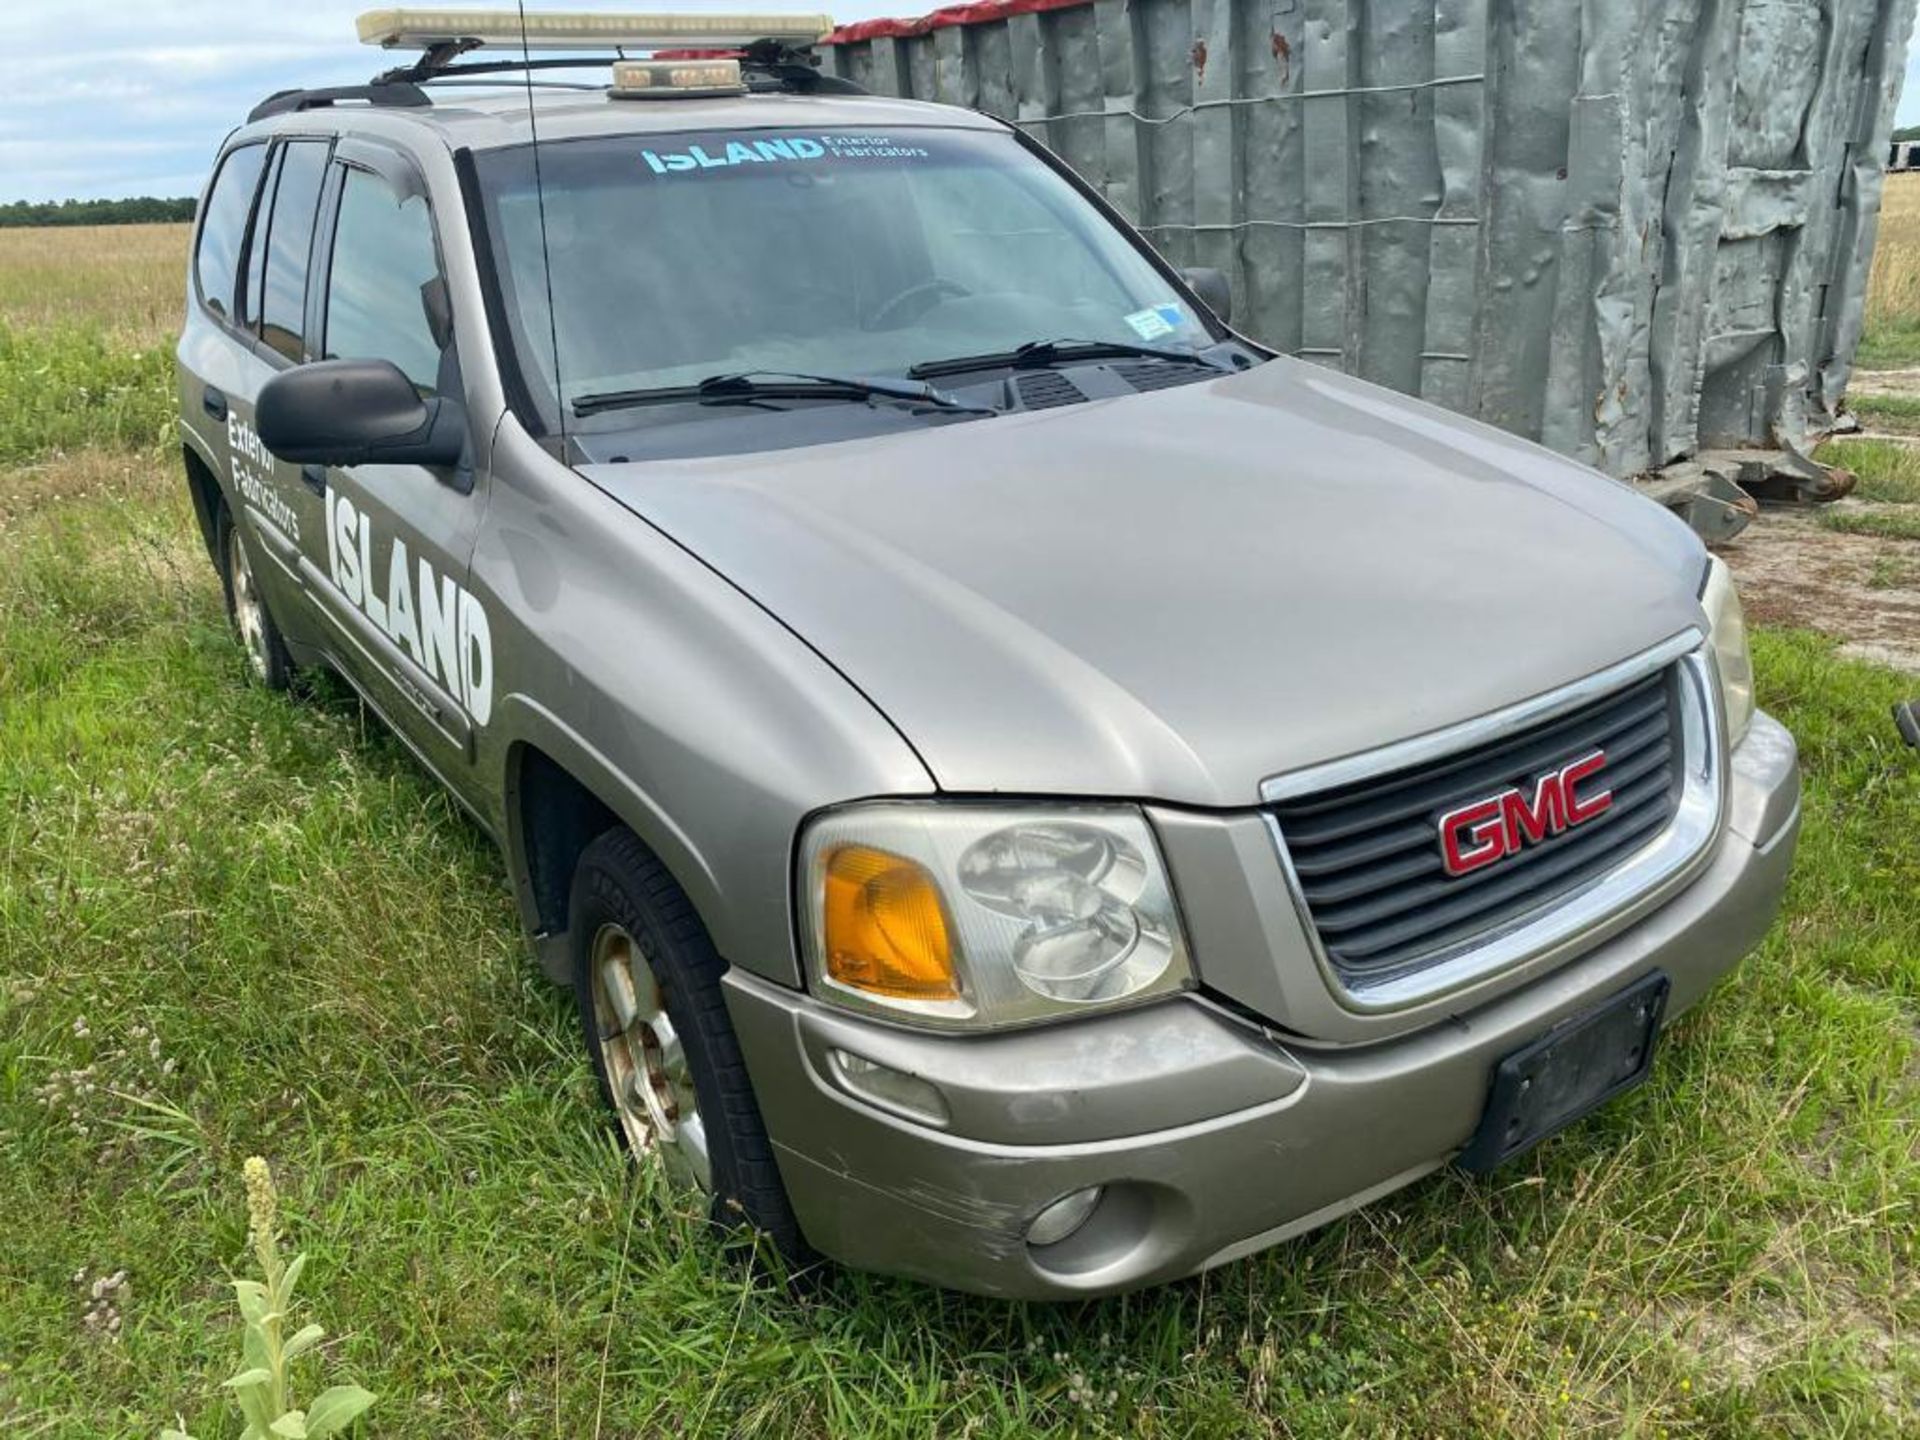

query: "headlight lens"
xmin=799 ymin=804 xmax=1192 ymax=1029
xmin=1701 ymin=555 xmax=1755 ymax=746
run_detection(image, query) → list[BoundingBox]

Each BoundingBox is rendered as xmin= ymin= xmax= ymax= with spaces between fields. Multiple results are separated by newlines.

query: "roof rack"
xmin=247 ymin=9 xmax=861 ymax=122
xmin=247 ymin=81 xmax=430 ymax=123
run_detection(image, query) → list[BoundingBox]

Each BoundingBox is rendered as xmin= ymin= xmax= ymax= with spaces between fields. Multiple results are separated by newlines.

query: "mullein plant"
xmin=164 ymin=1158 xmax=376 ymax=1440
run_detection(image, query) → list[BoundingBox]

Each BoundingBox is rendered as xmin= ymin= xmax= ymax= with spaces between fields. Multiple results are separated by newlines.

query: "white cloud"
xmin=0 ymin=0 xmax=911 ymax=200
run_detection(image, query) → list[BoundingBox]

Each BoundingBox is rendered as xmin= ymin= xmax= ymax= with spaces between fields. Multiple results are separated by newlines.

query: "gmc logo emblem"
xmin=1438 ymin=751 xmax=1613 ymax=877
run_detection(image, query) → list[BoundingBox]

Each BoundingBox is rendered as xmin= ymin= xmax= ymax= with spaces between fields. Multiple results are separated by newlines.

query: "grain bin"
xmin=822 ymin=0 xmax=1918 ymax=531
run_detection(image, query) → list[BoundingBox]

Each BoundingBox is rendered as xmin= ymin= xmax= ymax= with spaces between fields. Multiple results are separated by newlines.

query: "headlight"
xmin=1701 ymin=555 xmax=1755 ymax=746
xmin=797 ymin=803 xmax=1193 ymax=1030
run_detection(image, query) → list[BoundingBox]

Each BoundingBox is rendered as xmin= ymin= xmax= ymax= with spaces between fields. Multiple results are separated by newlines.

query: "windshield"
xmin=472 ymin=126 xmax=1215 ymax=429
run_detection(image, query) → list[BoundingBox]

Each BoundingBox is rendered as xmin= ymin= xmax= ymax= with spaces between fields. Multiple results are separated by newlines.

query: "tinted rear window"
xmin=259 ymin=141 xmax=331 ymax=361
xmin=195 ymin=144 xmax=267 ymax=322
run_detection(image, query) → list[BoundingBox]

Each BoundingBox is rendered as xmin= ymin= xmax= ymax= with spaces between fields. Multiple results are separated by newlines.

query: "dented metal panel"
xmin=823 ymin=0 xmax=1919 ymax=478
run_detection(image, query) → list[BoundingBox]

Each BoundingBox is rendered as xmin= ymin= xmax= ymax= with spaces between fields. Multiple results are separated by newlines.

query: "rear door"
xmin=180 ymin=135 xmax=334 ymax=646
xmin=298 ymin=139 xmax=492 ymax=792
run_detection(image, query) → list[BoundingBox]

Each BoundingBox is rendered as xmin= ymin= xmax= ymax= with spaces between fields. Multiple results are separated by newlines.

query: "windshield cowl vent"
xmin=1011 ymin=372 xmax=1087 ymax=411
xmin=1112 ymin=359 xmax=1212 ymax=393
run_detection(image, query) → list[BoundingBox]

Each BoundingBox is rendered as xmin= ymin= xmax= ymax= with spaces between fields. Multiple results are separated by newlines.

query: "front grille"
xmin=1268 ymin=667 xmax=1684 ymax=986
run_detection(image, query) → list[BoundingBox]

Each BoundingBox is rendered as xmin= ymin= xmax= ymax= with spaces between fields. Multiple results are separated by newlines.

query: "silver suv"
xmin=174 ymin=12 xmax=1801 ymax=1298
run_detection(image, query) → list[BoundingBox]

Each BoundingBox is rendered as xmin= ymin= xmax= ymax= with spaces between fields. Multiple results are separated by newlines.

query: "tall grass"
xmin=0 ymin=324 xmax=175 ymax=463
xmin=1861 ymin=175 xmax=1920 ymax=369
xmin=0 ymin=223 xmax=188 ymax=347
xmin=0 ymin=224 xmax=183 ymax=463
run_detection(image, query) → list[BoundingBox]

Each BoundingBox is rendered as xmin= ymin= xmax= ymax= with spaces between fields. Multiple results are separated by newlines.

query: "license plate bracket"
xmin=1457 ymin=970 xmax=1670 ymax=1173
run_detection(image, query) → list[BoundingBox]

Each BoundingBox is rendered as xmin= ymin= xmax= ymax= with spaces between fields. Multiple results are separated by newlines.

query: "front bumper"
xmin=724 ymin=711 xmax=1801 ymax=1299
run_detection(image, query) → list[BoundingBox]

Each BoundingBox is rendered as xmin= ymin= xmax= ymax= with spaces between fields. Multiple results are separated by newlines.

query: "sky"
xmin=2 ymin=1 xmax=1919 ymax=203
xmin=0 ymin=0 xmax=906 ymax=202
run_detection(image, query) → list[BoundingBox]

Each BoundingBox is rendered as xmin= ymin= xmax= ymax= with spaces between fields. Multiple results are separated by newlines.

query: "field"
xmin=1862 ymin=174 xmax=1920 ymax=370
xmin=2 ymin=226 xmax=1918 ymax=1440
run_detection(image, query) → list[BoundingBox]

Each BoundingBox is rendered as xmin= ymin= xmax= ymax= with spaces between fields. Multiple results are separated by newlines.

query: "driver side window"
xmin=324 ymin=167 xmax=446 ymax=394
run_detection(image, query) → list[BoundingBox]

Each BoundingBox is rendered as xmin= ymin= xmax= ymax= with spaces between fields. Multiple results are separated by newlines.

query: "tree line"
xmin=0 ymin=196 xmax=196 ymax=228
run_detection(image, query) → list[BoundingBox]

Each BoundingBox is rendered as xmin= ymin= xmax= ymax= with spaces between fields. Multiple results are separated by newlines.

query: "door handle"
xmin=202 ymin=386 xmax=228 ymax=421
xmin=300 ymin=464 xmax=327 ymax=496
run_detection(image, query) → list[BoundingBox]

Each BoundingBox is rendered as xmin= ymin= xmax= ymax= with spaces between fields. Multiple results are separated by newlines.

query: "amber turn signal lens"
xmin=821 ymin=844 xmax=960 ymax=1001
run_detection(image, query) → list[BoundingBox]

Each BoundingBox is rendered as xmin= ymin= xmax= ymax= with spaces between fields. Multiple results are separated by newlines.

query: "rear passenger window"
xmin=324 ymin=167 xmax=445 ymax=393
xmin=239 ymin=147 xmax=281 ymax=333
xmin=258 ymin=141 xmax=331 ymax=361
xmin=195 ymin=144 xmax=267 ymax=321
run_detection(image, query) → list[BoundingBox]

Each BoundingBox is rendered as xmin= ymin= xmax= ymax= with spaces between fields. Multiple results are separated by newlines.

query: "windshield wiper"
xmin=571 ymin=370 xmax=991 ymax=418
xmin=909 ymin=337 xmax=1222 ymax=380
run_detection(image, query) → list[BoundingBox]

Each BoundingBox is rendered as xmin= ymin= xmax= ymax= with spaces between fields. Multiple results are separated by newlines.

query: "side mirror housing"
xmin=1180 ymin=266 xmax=1232 ymax=325
xmin=257 ymin=358 xmax=466 ymax=470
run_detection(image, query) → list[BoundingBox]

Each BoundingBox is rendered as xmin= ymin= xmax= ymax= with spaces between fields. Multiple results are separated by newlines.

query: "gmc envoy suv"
xmin=173 ymin=11 xmax=1801 ymax=1298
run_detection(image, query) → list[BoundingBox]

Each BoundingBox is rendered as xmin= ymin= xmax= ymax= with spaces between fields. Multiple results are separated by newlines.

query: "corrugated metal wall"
xmin=823 ymin=0 xmax=1919 ymax=479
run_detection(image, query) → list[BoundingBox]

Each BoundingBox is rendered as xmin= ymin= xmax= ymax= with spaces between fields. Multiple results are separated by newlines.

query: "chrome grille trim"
xmin=1257 ymin=631 xmax=1725 ymax=1013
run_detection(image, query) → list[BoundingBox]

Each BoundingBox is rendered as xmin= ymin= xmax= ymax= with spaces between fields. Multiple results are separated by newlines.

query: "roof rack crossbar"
xmin=247 ymin=81 xmax=431 ymax=123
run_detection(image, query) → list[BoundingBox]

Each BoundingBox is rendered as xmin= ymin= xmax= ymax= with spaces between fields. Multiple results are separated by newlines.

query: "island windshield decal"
xmin=639 ymin=132 xmax=932 ymax=176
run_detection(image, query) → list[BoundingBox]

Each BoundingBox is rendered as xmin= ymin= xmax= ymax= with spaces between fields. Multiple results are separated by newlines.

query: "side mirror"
xmin=1180 ymin=266 xmax=1232 ymax=325
xmin=257 ymin=358 xmax=466 ymax=470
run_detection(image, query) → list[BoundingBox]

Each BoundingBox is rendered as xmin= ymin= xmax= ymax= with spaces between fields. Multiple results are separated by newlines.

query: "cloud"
xmin=0 ymin=0 xmax=905 ymax=201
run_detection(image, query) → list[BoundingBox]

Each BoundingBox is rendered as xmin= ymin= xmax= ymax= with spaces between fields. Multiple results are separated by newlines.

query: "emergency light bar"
xmin=355 ymin=9 xmax=835 ymax=52
xmin=611 ymin=58 xmax=746 ymax=97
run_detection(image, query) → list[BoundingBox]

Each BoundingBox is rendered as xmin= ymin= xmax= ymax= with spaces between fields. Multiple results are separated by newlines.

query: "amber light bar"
xmin=610 ymin=58 xmax=747 ymax=97
xmin=355 ymin=9 xmax=834 ymax=51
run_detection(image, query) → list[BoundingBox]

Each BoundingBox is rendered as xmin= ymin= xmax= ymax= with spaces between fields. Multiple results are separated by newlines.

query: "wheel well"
xmin=513 ymin=745 xmax=620 ymax=942
xmin=181 ymin=444 xmax=224 ymax=565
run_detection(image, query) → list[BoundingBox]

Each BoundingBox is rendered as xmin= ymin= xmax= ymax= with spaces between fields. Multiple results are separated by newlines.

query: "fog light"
xmin=828 ymin=1049 xmax=951 ymax=1127
xmin=1026 ymin=1186 xmax=1104 ymax=1248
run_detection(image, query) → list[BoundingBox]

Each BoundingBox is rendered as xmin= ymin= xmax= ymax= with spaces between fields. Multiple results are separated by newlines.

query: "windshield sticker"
xmin=1123 ymin=304 xmax=1184 ymax=342
xmin=640 ymin=133 xmax=931 ymax=175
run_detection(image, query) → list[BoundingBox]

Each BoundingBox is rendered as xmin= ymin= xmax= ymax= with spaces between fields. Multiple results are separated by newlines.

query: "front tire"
xmin=569 ymin=828 xmax=810 ymax=1264
xmin=214 ymin=499 xmax=293 ymax=690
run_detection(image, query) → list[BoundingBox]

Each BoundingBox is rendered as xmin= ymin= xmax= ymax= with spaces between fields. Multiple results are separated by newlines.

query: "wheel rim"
xmin=227 ymin=526 xmax=270 ymax=682
xmin=589 ymin=922 xmax=712 ymax=1193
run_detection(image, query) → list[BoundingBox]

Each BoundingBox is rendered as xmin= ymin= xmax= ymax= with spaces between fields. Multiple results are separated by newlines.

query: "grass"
xmin=1846 ymin=393 xmax=1920 ymax=436
xmin=1813 ymin=438 xmax=1920 ymax=505
xmin=0 ymin=223 xmax=188 ymax=347
xmin=1862 ymin=175 xmax=1920 ymax=370
xmin=1867 ymin=552 xmax=1920 ymax=589
xmin=1820 ymin=506 xmax=1920 ymax=542
xmin=2 ymin=227 xmax=1918 ymax=1438
xmin=0 ymin=220 xmax=184 ymax=465
xmin=0 ymin=324 xmax=176 ymax=464
xmin=1808 ymin=439 xmax=1920 ymax=539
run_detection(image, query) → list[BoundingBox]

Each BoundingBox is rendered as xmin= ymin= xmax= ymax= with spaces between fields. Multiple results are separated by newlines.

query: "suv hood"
xmin=585 ymin=358 xmax=1706 ymax=807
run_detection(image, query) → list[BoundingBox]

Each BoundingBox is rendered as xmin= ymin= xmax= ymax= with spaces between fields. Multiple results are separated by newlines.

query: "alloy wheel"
xmin=588 ymin=921 xmax=713 ymax=1192
xmin=227 ymin=526 xmax=270 ymax=682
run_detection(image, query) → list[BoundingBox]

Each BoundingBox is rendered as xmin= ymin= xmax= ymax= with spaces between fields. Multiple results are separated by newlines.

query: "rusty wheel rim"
xmin=227 ymin=525 xmax=269 ymax=682
xmin=589 ymin=922 xmax=711 ymax=1193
